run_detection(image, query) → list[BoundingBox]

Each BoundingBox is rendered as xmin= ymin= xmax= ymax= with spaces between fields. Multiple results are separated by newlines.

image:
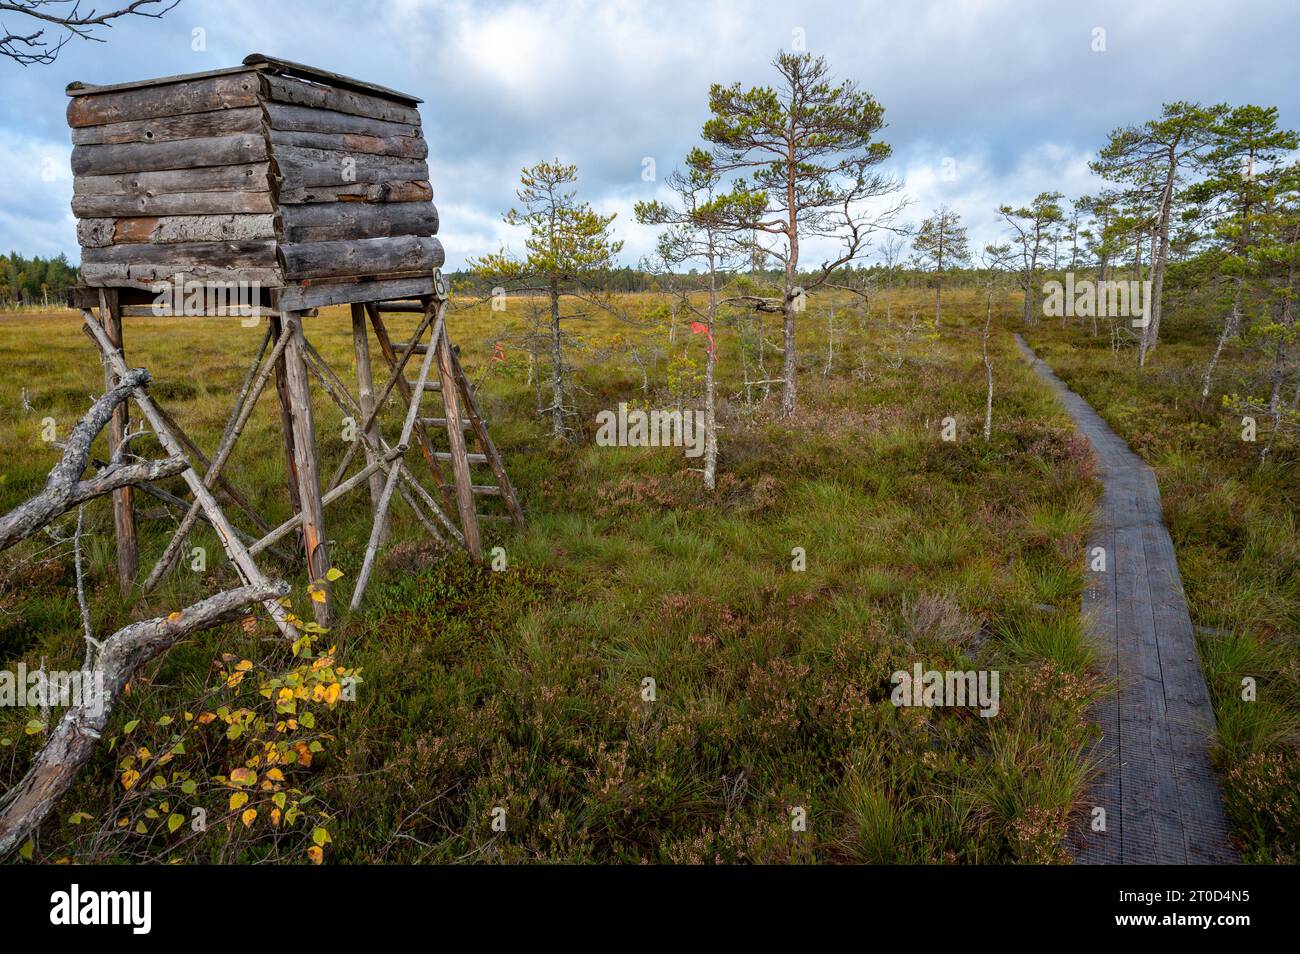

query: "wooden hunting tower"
xmin=68 ymin=53 xmax=442 ymax=301
xmin=66 ymin=55 xmax=524 ymax=630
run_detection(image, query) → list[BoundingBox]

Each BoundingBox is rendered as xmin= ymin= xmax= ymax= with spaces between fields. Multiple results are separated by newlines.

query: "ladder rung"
xmin=477 ymin=513 xmax=512 ymax=523
xmin=471 ymin=484 xmax=501 ymax=496
xmin=416 ymin=380 xmax=474 ymax=393
xmin=434 ymin=451 xmax=487 ymax=464
xmin=376 ymin=302 xmax=426 ymax=313
xmin=419 ymin=416 xmax=473 ymax=429
xmin=393 ymin=342 xmax=429 ymax=355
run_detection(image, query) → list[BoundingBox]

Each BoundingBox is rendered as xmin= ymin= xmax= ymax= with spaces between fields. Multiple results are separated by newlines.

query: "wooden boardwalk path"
xmin=1015 ymin=335 xmax=1237 ymax=865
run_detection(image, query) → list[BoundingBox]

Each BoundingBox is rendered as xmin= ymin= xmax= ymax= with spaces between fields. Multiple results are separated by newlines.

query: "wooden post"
xmin=350 ymin=303 xmax=388 ymax=543
xmin=281 ymin=314 xmax=332 ymax=626
xmin=97 ymin=288 xmax=137 ymax=590
xmin=269 ymin=314 xmax=304 ymax=521
xmin=296 ymin=332 xmax=461 ymax=545
xmin=435 ymin=326 xmax=481 ymax=560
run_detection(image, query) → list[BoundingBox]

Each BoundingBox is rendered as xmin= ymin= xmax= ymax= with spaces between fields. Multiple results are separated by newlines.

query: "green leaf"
xmin=123 ymin=719 xmax=140 ymax=734
xmin=19 ymin=839 xmax=34 ymax=861
xmin=167 ymin=813 xmax=185 ymax=834
xmin=24 ymin=719 xmax=45 ymax=736
xmin=180 ymin=780 xmax=198 ymax=795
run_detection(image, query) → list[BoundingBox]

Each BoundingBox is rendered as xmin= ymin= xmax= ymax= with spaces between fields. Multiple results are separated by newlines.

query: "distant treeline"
xmin=445 ymin=261 xmax=968 ymax=296
xmin=0 ymin=253 xmax=79 ymax=309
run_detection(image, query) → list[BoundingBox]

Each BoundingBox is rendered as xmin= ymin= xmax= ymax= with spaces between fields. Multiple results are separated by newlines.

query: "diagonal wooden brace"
xmin=143 ymin=323 xmax=292 ymax=593
xmin=296 ymin=330 xmax=463 ymax=546
xmin=82 ymin=311 xmax=298 ymax=640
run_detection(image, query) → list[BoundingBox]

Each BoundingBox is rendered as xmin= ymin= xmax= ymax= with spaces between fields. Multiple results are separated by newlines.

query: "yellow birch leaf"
xmin=229 ymin=767 xmax=256 ymax=787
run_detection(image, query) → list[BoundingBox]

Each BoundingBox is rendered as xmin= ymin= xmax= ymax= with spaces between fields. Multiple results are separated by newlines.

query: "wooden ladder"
xmin=368 ymin=298 xmax=525 ymax=562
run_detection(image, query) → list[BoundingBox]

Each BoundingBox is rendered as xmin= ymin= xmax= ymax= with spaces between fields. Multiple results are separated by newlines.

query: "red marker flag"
xmin=690 ymin=321 xmax=714 ymax=355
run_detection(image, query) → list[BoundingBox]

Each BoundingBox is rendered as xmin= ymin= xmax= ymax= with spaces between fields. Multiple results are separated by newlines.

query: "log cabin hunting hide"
xmin=66 ymin=53 xmax=443 ymax=303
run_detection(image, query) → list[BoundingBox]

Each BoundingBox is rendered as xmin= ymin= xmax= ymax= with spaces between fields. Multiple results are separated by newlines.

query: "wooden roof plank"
xmin=243 ymin=53 xmax=422 ymax=105
xmin=67 ymin=64 xmax=259 ymax=97
xmin=66 ymin=55 xmax=422 ymax=106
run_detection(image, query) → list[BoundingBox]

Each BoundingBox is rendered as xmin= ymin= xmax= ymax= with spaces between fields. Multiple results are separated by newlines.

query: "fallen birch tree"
xmin=0 ymin=367 xmax=287 ymax=858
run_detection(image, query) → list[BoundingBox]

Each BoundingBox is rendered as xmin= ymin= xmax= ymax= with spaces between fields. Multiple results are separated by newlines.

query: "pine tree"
xmin=912 ymin=206 xmax=970 ymax=327
xmin=998 ymin=192 xmax=1064 ymax=324
xmin=701 ymin=52 xmax=903 ymax=416
xmin=1092 ymin=102 xmax=1223 ymax=364
xmin=1184 ymin=106 xmax=1299 ymax=402
xmin=636 ymin=149 xmax=760 ymax=490
xmin=472 ymin=160 xmax=622 ymax=439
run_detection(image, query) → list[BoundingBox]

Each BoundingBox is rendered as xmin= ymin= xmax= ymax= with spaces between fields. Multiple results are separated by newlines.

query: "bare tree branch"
xmin=0 ymin=358 xmax=288 ymax=857
xmin=0 ymin=0 xmax=179 ymax=65
xmin=0 ymin=369 xmax=188 ymax=550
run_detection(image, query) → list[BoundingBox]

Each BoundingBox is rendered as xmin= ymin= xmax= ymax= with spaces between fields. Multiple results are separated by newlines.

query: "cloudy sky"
xmin=2 ymin=0 xmax=1297 ymax=270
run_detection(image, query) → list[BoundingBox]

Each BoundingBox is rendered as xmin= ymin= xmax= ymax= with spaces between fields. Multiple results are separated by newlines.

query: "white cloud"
xmin=1 ymin=0 xmax=1297 ymax=270
xmin=0 ymin=133 xmax=76 ymax=258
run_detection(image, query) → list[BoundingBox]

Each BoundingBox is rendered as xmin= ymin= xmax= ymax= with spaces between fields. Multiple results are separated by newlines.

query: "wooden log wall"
xmin=68 ymin=64 xmax=443 ymax=290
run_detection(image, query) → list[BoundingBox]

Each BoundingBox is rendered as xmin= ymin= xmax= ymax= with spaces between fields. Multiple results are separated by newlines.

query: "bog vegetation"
xmin=1 ymin=50 xmax=1297 ymax=864
xmin=2 ymin=285 xmax=1110 ymax=863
